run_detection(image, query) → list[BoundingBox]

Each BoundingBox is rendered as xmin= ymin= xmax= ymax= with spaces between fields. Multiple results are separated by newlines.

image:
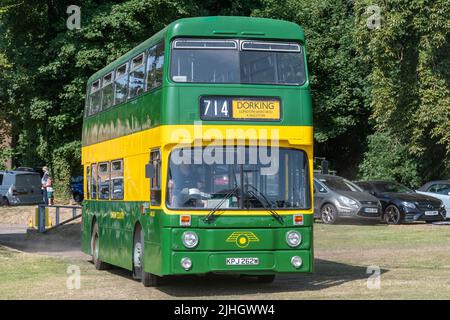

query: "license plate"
xmin=364 ymin=207 xmax=378 ymax=213
xmin=425 ymin=211 xmax=438 ymax=216
xmin=226 ymin=257 xmax=259 ymax=266
xmin=232 ymin=99 xmax=280 ymax=120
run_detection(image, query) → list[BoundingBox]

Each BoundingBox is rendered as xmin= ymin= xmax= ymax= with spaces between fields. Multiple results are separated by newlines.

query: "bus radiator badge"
xmin=226 ymin=232 xmax=259 ymax=248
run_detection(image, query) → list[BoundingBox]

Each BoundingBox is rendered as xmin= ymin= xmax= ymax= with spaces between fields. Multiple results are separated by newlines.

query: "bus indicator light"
xmin=180 ymin=215 xmax=191 ymax=226
xmin=293 ymin=214 xmax=303 ymax=225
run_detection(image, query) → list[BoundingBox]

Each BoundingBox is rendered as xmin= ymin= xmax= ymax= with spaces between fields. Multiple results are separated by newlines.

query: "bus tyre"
xmin=321 ymin=204 xmax=338 ymax=224
xmin=257 ymin=275 xmax=276 ymax=283
xmin=133 ymin=226 xmax=160 ymax=287
xmin=384 ymin=205 xmax=403 ymax=225
xmin=91 ymin=223 xmax=110 ymax=270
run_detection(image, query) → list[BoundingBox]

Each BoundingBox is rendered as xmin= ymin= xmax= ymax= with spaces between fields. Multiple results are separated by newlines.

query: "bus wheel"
xmin=321 ymin=204 xmax=338 ymax=224
xmin=256 ymin=275 xmax=276 ymax=283
xmin=91 ymin=222 xmax=110 ymax=270
xmin=133 ymin=226 xmax=160 ymax=287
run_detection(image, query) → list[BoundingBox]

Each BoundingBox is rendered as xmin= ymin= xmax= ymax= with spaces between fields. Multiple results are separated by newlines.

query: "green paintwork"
xmin=82 ymin=16 xmax=311 ymax=146
xmin=81 ymin=200 xmax=314 ymax=276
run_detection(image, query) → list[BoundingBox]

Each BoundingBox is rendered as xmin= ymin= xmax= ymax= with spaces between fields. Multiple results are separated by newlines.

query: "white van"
xmin=0 ymin=171 xmax=44 ymax=205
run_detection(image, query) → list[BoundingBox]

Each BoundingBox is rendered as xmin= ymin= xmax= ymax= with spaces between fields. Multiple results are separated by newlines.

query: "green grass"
xmin=1 ymin=222 xmax=450 ymax=299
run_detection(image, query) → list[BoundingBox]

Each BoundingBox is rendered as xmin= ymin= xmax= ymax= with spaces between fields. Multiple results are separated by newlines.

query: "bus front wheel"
xmin=133 ymin=226 xmax=160 ymax=287
xmin=91 ymin=222 xmax=110 ymax=270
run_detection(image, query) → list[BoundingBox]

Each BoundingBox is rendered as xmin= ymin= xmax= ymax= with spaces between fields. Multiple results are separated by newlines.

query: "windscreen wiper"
xmin=246 ymin=184 xmax=284 ymax=224
xmin=204 ymin=185 xmax=239 ymax=223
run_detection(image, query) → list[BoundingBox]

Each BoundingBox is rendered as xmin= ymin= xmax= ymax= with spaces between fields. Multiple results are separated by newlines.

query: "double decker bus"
xmin=81 ymin=16 xmax=313 ymax=286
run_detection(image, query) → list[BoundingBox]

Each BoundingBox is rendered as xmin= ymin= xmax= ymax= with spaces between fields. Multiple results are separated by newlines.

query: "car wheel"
xmin=321 ymin=204 xmax=338 ymax=224
xmin=384 ymin=205 xmax=403 ymax=225
xmin=132 ymin=225 xmax=160 ymax=287
xmin=91 ymin=222 xmax=110 ymax=270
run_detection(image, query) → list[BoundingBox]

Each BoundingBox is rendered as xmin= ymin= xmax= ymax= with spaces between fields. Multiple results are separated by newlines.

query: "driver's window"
xmin=150 ymin=149 xmax=161 ymax=205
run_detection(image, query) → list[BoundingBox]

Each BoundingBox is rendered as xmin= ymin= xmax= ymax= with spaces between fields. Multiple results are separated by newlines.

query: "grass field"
xmin=1 ymin=208 xmax=450 ymax=299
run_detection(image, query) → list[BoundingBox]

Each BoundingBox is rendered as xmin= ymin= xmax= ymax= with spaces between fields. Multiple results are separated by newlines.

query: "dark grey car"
xmin=314 ymin=174 xmax=381 ymax=224
xmin=0 ymin=171 xmax=44 ymax=205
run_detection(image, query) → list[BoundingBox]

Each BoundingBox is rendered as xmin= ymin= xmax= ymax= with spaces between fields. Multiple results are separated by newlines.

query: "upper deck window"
xmin=89 ymin=80 xmax=102 ymax=115
xmin=102 ymin=72 xmax=114 ymax=110
xmin=128 ymin=53 xmax=145 ymax=98
xmin=115 ymin=63 xmax=128 ymax=105
xmin=146 ymin=41 xmax=164 ymax=91
xmin=170 ymin=39 xmax=306 ymax=85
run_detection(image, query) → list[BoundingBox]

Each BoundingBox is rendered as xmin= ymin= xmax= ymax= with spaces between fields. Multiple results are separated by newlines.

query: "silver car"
xmin=0 ymin=171 xmax=44 ymax=205
xmin=314 ymin=174 xmax=381 ymax=224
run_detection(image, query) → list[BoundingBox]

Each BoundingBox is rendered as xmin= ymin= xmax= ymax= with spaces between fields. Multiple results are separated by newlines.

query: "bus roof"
xmin=87 ymin=16 xmax=305 ymax=84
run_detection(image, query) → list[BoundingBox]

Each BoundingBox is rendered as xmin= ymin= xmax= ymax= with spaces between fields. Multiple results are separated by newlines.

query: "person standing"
xmin=46 ymin=174 xmax=55 ymax=205
xmin=41 ymin=166 xmax=49 ymax=205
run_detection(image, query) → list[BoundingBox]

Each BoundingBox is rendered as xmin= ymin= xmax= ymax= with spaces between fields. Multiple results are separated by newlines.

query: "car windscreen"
xmin=374 ymin=182 xmax=414 ymax=193
xmin=170 ymin=39 xmax=306 ymax=85
xmin=319 ymin=177 xmax=362 ymax=192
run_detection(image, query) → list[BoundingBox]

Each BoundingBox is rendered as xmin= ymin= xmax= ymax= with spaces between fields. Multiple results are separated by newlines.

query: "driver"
xmin=168 ymin=163 xmax=205 ymax=208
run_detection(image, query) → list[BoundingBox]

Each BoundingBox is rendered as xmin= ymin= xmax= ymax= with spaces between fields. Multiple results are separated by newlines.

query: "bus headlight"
xmin=182 ymin=231 xmax=199 ymax=248
xmin=181 ymin=257 xmax=192 ymax=270
xmin=286 ymin=230 xmax=301 ymax=247
xmin=291 ymin=256 xmax=303 ymax=268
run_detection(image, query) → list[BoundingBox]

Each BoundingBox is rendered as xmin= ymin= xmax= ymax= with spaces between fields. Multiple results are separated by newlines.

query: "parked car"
xmin=0 ymin=170 xmax=44 ymax=205
xmin=355 ymin=180 xmax=446 ymax=224
xmin=416 ymin=180 xmax=450 ymax=219
xmin=70 ymin=176 xmax=84 ymax=203
xmin=313 ymin=174 xmax=381 ymax=224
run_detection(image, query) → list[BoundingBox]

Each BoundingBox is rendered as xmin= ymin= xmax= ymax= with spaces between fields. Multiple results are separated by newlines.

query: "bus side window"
xmin=111 ymin=160 xmax=124 ymax=200
xmin=102 ymin=72 xmax=114 ymax=110
xmin=91 ymin=164 xmax=98 ymax=199
xmin=150 ymin=149 xmax=161 ymax=205
xmin=115 ymin=63 xmax=128 ymax=105
xmin=129 ymin=53 xmax=145 ymax=98
xmin=86 ymin=165 xmax=91 ymax=200
xmin=98 ymin=162 xmax=110 ymax=200
xmin=146 ymin=41 xmax=164 ymax=91
xmin=89 ymin=80 xmax=102 ymax=115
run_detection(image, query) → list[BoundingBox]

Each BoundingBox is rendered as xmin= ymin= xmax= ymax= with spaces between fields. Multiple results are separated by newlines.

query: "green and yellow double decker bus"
xmin=81 ymin=16 xmax=313 ymax=286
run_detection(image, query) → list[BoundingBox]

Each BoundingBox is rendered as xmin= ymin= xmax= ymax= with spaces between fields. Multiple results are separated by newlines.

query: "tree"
xmin=355 ymin=0 xmax=450 ymax=183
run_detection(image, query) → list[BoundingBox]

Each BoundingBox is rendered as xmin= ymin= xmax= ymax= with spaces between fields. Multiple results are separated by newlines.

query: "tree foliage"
xmin=355 ymin=0 xmax=450 ymax=184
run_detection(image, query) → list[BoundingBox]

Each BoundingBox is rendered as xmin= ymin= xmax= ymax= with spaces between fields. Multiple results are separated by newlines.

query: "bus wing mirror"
xmin=145 ymin=163 xmax=155 ymax=179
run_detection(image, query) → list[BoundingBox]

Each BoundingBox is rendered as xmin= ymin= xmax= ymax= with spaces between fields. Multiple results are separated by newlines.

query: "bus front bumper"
xmin=170 ymin=250 xmax=312 ymax=275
